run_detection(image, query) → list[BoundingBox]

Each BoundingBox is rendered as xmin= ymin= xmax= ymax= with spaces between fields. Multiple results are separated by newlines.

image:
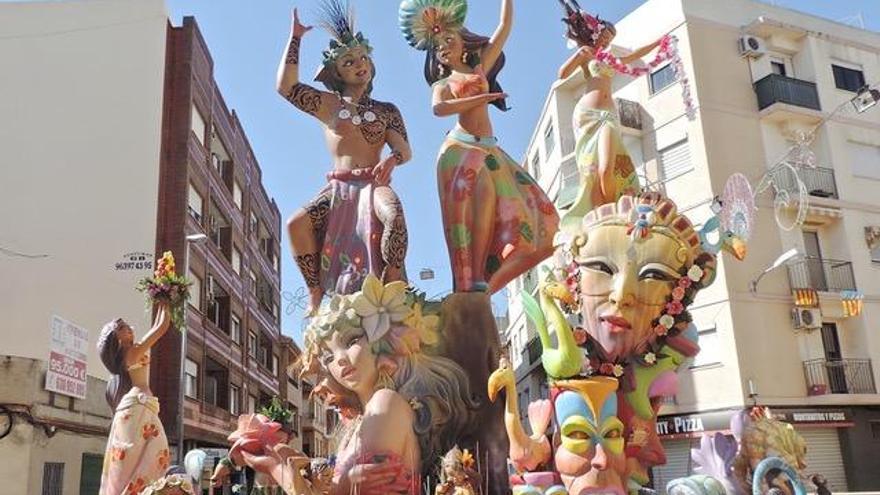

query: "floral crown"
xmin=399 ymin=0 xmax=468 ymax=50
xmin=316 ymin=0 xmax=373 ymax=67
xmin=302 ymin=274 xmax=440 ymax=378
xmin=558 ymin=0 xmax=612 ymax=46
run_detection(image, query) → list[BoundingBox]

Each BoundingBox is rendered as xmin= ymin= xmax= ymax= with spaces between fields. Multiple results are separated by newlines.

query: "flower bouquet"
xmin=136 ymin=251 xmax=191 ymax=330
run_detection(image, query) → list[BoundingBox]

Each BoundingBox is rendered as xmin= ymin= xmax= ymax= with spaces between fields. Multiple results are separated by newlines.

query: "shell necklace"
xmin=336 ymin=94 xmax=377 ymax=126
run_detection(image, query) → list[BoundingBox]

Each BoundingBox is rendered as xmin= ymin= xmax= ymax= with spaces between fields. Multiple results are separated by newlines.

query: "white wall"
xmin=0 ymin=0 xmax=169 ymax=381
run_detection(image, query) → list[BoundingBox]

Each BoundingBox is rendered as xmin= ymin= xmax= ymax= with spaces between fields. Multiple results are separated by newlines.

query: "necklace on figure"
xmin=337 ymin=94 xmax=377 ymax=126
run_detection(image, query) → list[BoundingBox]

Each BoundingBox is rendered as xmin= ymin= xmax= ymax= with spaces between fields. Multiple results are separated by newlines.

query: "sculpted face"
xmin=334 ymin=46 xmax=373 ymax=87
xmin=115 ymin=322 xmax=134 ymax=349
xmin=576 ymin=225 xmax=689 ymax=362
xmin=553 ymin=378 xmax=627 ymax=495
xmin=435 ymin=31 xmax=464 ymax=67
xmin=321 ymin=326 xmax=378 ymax=398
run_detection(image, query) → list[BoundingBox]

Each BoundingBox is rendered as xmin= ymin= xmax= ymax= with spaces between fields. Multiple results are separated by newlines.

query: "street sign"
xmin=45 ymin=315 xmax=89 ymax=400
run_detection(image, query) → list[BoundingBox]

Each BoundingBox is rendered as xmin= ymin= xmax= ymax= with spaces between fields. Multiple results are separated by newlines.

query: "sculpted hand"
xmin=372 ymin=159 xmax=395 ymax=186
xmin=210 ymin=463 xmax=231 ymax=487
xmin=291 ymin=8 xmax=313 ymax=38
xmin=482 ymin=92 xmax=507 ymax=103
xmin=576 ymin=46 xmax=595 ymax=61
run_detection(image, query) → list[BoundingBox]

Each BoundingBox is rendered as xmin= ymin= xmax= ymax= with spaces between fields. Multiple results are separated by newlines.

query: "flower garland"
xmin=595 ymin=35 xmax=696 ymax=120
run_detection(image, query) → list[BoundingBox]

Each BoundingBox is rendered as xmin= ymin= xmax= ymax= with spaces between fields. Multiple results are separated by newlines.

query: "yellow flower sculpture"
xmin=404 ymin=303 xmax=440 ymax=346
xmin=351 ymin=274 xmax=410 ymax=342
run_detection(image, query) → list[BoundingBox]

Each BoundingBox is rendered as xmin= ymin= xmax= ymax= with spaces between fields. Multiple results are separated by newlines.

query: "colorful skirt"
xmin=319 ymin=169 xmax=384 ymax=296
xmin=100 ymin=390 xmax=170 ymax=495
xmin=559 ymin=108 xmax=641 ymax=234
xmin=437 ymin=129 xmax=558 ymax=291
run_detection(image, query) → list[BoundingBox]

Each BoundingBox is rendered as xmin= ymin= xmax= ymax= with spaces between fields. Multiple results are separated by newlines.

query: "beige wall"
xmin=0 ymin=0 xmax=169 ymax=381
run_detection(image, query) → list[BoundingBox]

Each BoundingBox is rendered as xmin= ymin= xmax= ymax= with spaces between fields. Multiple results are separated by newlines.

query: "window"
xmin=771 ymin=60 xmax=787 ymax=77
xmin=191 ymin=104 xmax=206 ymax=145
xmin=233 ymin=181 xmax=244 ymax=210
xmin=250 ymin=211 xmax=259 ymax=237
xmin=79 ymin=454 xmax=102 ymax=494
xmin=231 ymin=314 xmax=241 ymax=344
xmin=248 ymin=394 xmax=257 ymax=413
xmin=272 ymin=354 xmax=279 ymax=375
xmin=531 ymin=153 xmax=541 ymax=182
xmin=659 ymin=140 xmax=692 ymax=181
xmin=232 ymin=247 xmax=242 ymax=275
xmin=185 ymin=359 xmax=199 ymax=398
xmin=691 ymin=327 xmax=721 ymax=368
xmin=248 ymin=331 xmax=258 ymax=358
xmin=250 ymin=270 xmax=258 ymax=297
xmin=650 ymin=63 xmax=677 ymax=94
xmin=832 ymin=64 xmax=866 ymax=92
xmin=188 ymin=270 xmax=202 ymax=312
xmin=42 ymin=462 xmax=64 ymax=495
xmin=543 ymin=122 xmax=556 ymax=159
xmin=230 ymin=385 xmax=241 ymax=415
xmin=188 ymin=183 xmax=203 ymax=223
xmin=849 ymin=141 xmax=880 ymax=181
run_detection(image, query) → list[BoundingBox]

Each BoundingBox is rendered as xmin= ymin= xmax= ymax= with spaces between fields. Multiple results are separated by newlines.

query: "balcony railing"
xmin=804 ymin=359 xmax=876 ymax=395
xmin=787 ymin=257 xmax=856 ymax=292
xmin=754 ymin=74 xmax=821 ymax=112
xmin=773 ymin=166 xmax=839 ymax=199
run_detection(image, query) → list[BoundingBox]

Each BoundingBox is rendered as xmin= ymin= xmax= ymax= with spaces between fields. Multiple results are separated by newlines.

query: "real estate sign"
xmin=45 ymin=315 xmax=89 ymax=400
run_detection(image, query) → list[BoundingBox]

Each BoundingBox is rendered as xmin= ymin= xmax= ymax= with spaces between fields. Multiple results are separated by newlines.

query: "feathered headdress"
xmin=314 ymin=0 xmax=373 ymax=85
xmin=399 ymin=0 xmax=468 ymax=50
xmin=558 ymin=0 xmax=611 ymax=47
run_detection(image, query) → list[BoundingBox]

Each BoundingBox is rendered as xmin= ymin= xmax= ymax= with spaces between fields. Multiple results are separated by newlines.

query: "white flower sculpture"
xmin=351 ymin=274 xmax=410 ymax=342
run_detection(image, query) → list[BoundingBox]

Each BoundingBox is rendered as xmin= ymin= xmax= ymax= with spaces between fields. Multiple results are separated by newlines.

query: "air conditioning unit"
xmin=738 ymin=35 xmax=766 ymax=58
xmin=791 ymin=307 xmax=822 ymax=330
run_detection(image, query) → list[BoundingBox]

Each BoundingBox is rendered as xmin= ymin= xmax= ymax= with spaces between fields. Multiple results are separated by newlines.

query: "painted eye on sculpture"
xmin=346 ymin=334 xmax=362 ymax=348
xmin=605 ymin=429 xmax=622 ymax=439
xmin=581 ymin=260 xmax=614 ymax=276
xmin=640 ymin=269 xmax=673 ymax=281
xmin=567 ymin=430 xmax=590 ymax=440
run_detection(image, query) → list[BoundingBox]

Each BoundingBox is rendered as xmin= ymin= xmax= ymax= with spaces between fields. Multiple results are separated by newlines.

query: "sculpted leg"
xmin=597 ymin=124 xmax=617 ymax=205
xmin=288 ymin=191 xmax=330 ymax=313
xmin=373 ymin=186 xmax=408 ymax=283
xmin=468 ymin=169 xmax=496 ymax=291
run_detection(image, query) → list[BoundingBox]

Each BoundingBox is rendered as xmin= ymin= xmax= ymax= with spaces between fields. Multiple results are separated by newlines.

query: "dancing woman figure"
xmin=279 ymin=1 xmax=412 ymax=313
xmin=98 ymin=305 xmax=172 ymax=495
xmin=399 ymin=0 xmax=559 ymax=293
xmin=556 ymin=0 xmax=665 ymax=232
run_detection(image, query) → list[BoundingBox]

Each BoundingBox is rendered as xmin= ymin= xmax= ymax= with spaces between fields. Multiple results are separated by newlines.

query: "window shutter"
xmin=660 ymin=140 xmax=692 ymax=181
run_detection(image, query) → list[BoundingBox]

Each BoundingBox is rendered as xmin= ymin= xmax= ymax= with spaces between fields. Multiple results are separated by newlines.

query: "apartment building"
xmin=153 ymin=16 xmax=283 ymax=455
xmin=280 ymin=336 xmax=305 ymax=452
xmin=0 ymin=1 xmax=283 ymax=491
xmin=505 ymin=0 xmax=880 ymax=490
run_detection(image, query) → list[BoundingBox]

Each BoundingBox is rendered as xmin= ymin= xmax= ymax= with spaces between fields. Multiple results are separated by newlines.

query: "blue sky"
xmin=162 ymin=0 xmax=878 ymax=341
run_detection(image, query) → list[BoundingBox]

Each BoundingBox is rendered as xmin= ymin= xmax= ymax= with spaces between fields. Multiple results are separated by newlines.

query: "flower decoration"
xmin=572 ymin=327 xmax=588 ymax=346
xmin=351 ymin=274 xmax=410 ymax=342
xmin=399 ymin=0 xmax=468 ymax=50
xmin=659 ymin=314 xmax=676 ymax=329
xmin=227 ymin=414 xmax=286 ymax=463
xmin=612 ymin=364 xmax=625 ymax=377
xmin=460 ymin=449 xmax=475 ymax=469
xmin=322 ymin=32 xmax=373 ymax=67
xmin=627 ymin=204 xmax=657 ymax=242
xmin=672 ymin=286 xmax=686 ymax=301
xmin=678 ymin=277 xmax=693 ymax=289
xmin=644 ymin=352 xmax=657 ymax=365
xmin=140 ymin=474 xmax=195 ymax=495
xmin=136 ymin=251 xmax=192 ymax=330
xmin=404 ymin=303 xmax=440 ymax=346
xmin=665 ymin=301 xmax=684 ymax=316
xmin=688 ymin=265 xmax=704 ymax=282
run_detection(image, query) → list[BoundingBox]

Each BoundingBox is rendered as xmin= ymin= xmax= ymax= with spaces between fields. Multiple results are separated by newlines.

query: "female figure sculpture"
xmin=98 ymin=305 xmax=172 ymax=495
xmin=239 ymin=275 xmax=478 ymax=494
xmin=279 ymin=2 xmax=412 ymax=313
xmin=399 ymin=0 xmax=558 ymax=293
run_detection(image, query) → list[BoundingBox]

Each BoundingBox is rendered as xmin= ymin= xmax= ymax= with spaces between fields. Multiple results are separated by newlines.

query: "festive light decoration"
xmin=841 ymin=290 xmax=864 ymax=317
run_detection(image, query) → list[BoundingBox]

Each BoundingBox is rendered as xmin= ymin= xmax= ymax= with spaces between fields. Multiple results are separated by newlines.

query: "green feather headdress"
xmin=317 ymin=0 xmax=372 ymax=67
xmin=398 ymin=0 xmax=468 ymax=50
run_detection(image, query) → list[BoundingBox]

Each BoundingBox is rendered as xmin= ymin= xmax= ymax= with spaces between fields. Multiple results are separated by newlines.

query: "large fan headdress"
xmin=399 ymin=0 xmax=468 ymax=50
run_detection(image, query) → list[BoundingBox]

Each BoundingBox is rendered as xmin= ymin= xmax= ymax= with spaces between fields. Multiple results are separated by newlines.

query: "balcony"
xmin=773 ymin=165 xmax=839 ymax=200
xmin=804 ymin=359 xmax=876 ymax=395
xmin=787 ymin=257 xmax=856 ymax=292
xmin=754 ymin=74 xmax=821 ymax=112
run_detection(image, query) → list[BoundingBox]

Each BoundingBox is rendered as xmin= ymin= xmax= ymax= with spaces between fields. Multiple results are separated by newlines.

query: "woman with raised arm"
xmin=399 ymin=0 xmax=558 ymax=294
xmin=98 ymin=304 xmax=172 ymax=495
xmin=556 ymin=0 xmax=675 ymax=232
xmin=279 ymin=1 xmax=412 ymax=314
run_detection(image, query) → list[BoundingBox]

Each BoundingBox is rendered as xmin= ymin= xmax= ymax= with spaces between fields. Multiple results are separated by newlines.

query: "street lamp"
xmin=852 ymin=85 xmax=880 ymax=114
xmin=177 ymin=233 xmax=208 ymax=463
xmin=749 ymin=248 xmax=800 ymax=293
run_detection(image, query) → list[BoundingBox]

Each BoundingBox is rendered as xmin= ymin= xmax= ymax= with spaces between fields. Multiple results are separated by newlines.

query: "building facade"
xmin=280 ymin=336 xmax=305 ymax=453
xmin=0 ymin=1 xmax=284 ymax=492
xmin=300 ymin=377 xmax=340 ymax=460
xmin=505 ymin=0 xmax=880 ymax=491
xmin=153 ymin=16 xmax=284 ymax=457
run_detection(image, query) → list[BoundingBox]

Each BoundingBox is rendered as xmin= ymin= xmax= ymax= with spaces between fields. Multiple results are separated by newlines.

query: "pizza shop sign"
xmin=656 ymin=411 xmax=732 ymax=437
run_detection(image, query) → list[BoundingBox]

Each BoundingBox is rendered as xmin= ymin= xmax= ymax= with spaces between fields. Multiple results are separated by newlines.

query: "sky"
xmin=161 ymin=0 xmax=879 ymax=341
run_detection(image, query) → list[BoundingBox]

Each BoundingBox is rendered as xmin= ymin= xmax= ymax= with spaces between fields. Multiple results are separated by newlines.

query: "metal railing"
xmin=774 ymin=166 xmax=839 ymax=199
xmin=787 ymin=257 xmax=856 ymax=292
xmin=754 ymin=73 xmax=822 ymax=111
xmin=804 ymin=359 xmax=876 ymax=394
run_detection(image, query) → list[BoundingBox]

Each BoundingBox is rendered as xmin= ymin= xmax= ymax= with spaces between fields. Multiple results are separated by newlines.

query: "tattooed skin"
xmin=295 ymin=253 xmax=321 ymax=288
xmin=286 ymin=83 xmax=322 ymax=116
xmin=285 ymin=36 xmax=301 ymax=65
xmin=338 ymin=100 xmax=409 ymax=145
xmin=305 ymin=190 xmax=331 ymax=237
